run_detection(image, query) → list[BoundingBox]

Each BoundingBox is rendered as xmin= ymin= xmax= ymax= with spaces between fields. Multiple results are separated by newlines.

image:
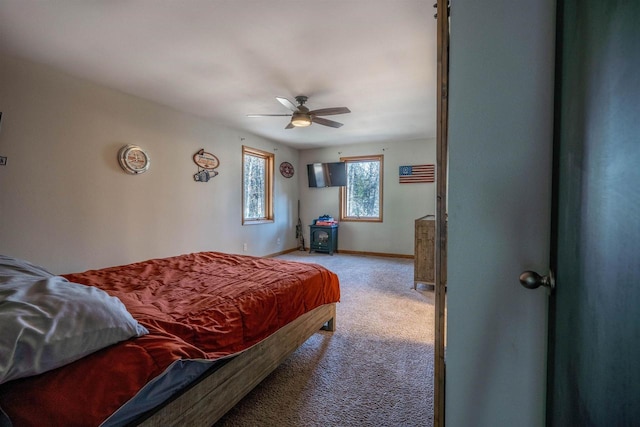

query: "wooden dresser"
xmin=414 ymin=215 xmax=447 ymax=288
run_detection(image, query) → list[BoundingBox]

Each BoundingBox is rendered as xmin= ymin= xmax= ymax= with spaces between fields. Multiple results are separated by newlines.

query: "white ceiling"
xmin=0 ymin=0 xmax=436 ymax=149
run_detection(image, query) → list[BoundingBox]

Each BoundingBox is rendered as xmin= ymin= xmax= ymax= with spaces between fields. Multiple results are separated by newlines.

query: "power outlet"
xmin=243 ymin=243 xmax=248 ymax=252
xmin=277 ymin=238 xmax=281 ymax=245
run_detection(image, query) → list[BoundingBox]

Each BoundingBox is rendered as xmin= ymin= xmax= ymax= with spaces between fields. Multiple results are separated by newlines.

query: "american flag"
xmin=399 ymin=164 xmax=435 ymax=183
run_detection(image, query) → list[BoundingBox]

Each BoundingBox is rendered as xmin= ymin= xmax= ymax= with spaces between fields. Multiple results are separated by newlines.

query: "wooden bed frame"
xmin=136 ymin=302 xmax=336 ymax=426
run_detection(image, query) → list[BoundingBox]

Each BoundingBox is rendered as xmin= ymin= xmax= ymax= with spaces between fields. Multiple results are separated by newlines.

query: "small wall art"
xmin=399 ymin=164 xmax=435 ymax=183
xmin=193 ymin=149 xmax=220 ymax=182
xmin=279 ymin=161 xmax=294 ymax=178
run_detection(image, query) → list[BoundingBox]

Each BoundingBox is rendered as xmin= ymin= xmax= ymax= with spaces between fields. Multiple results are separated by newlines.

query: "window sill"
xmin=243 ymin=219 xmax=275 ymax=225
xmin=339 ymin=218 xmax=383 ymax=223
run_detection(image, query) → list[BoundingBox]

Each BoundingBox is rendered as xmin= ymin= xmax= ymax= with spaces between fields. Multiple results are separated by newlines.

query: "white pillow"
xmin=0 ymin=255 xmax=148 ymax=384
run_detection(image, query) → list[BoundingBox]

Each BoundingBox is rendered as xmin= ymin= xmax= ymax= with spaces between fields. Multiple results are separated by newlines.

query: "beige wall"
xmin=0 ymin=54 xmax=433 ymax=273
xmin=0 ymin=55 xmax=299 ymax=274
xmin=298 ymin=139 xmax=436 ymax=256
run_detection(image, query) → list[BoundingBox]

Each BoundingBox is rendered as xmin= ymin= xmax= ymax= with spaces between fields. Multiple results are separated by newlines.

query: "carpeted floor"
xmin=215 ymin=252 xmax=435 ymax=427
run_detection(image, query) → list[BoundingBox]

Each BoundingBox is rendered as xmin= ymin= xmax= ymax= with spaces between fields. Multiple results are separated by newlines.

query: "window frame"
xmin=339 ymin=154 xmax=384 ymax=222
xmin=242 ymin=145 xmax=274 ymax=225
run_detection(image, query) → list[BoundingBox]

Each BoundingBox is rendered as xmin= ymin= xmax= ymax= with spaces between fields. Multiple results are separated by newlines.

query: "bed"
xmin=0 ymin=251 xmax=340 ymax=426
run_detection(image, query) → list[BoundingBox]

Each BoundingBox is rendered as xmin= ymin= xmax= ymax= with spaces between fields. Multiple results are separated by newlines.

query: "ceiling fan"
xmin=248 ymin=95 xmax=351 ymax=129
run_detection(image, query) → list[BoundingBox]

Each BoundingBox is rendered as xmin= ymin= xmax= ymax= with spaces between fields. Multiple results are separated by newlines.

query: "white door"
xmin=444 ymin=0 xmax=556 ymax=426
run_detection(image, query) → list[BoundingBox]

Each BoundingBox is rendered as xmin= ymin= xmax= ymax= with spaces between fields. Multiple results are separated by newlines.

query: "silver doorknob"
xmin=519 ymin=270 xmax=555 ymax=290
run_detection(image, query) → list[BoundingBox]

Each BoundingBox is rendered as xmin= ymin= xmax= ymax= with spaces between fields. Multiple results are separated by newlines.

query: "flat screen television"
xmin=307 ymin=162 xmax=347 ymax=187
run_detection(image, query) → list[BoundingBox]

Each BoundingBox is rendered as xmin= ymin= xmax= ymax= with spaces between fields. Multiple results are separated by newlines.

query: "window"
xmin=242 ymin=146 xmax=274 ymax=224
xmin=339 ymin=155 xmax=383 ymax=222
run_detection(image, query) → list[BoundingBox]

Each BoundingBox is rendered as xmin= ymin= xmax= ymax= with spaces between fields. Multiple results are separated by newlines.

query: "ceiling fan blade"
xmin=247 ymin=114 xmax=292 ymax=117
xmin=312 ymin=117 xmax=344 ymax=128
xmin=309 ymin=107 xmax=351 ymax=116
xmin=285 ymin=122 xmax=295 ymax=129
xmin=276 ymin=97 xmax=299 ymax=112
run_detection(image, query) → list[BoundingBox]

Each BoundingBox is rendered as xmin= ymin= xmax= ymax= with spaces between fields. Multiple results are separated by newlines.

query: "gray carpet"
xmin=215 ymin=252 xmax=434 ymax=427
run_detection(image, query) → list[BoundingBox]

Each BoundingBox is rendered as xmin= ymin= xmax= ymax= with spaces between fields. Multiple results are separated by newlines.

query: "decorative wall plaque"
xmin=193 ymin=149 xmax=219 ymax=182
xmin=279 ymin=161 xmax=294 ymax=178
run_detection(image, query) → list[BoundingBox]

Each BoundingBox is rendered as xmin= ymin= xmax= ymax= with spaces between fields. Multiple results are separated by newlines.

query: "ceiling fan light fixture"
xmin=291 ymin=113 xmax=312 ymax=127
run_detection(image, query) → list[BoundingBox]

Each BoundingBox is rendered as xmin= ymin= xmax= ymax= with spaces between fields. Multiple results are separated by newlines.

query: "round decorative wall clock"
xmin=279 ymin=161 xmax=294 ymax=178
xmin=117 ymin=144 xmax=150 ymax=174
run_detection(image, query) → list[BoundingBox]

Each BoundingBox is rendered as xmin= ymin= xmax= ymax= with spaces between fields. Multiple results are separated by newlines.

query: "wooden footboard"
xmin=136 ymin=303 xmax=336 ymax=426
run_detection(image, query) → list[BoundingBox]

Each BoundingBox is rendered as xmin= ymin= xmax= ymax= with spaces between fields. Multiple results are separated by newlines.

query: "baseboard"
xmin=265 ymin=248 xmax=305 ymax=258
xmin=335 ymin=250 xmax=414 ymax=259
xmin=265 ymin=248 xmax=414 ymax=259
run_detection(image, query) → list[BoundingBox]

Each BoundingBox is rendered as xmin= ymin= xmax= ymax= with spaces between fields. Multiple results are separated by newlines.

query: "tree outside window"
xmin=340 ymin=155 xmax=383 ymax=222
xmin=242 ymin=146 xmax=274 ymax=224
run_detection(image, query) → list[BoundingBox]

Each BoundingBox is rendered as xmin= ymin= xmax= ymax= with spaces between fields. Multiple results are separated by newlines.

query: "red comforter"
xmin=0 ymin=252 xmax=340 ymax=426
